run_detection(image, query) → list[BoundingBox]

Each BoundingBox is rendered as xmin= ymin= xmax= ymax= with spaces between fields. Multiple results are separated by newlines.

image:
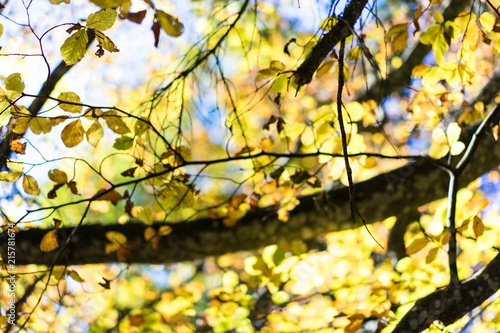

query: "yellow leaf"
xmin=271 ymin=74 xmax=288 ymax=94
xmin=40 ymin=229 xmax=59 ymax=252
xmin=420 ymin=23 xmax=440 ymax=45
xmin=52 ymin=266 xmax=66 ymax=280
xmin=316 ymin=61 xmax=335 ymax=77
xmin=392 ymin=30 xmax=408 ymax=54
xmin=432 ymin=32 xmax=448 ymax=64
xmin=60 ymin=29 xmax=89 ymax=65
xmin=61 ymin=119 xmax=85 ymax=147
xmin=480 ymin=12 xmax=495 ymax=32
xmin=450 ymin=141 xmax=465 ymax=155
xmin=472 ymin=215 xmax=484 ymax=237
xmin=158 ymin=225 xmax=172 ymax=236
xmin=155 ymin=10 xmax=184 ymax=37
xmin=22 ymin=175 xmax=40 ymax=196
xmin=406 ymin=237 xmax=429 ymax=255
xmin=412 ymin=64 xmax=430 ymax=78
xmin=426 ymin=247 xmax=440 ymax=264
xmin=433 ymin=11 xmax=444 ymax=24
xmin=48 ymin=169 xmax=68 ymax=184
xmin=345 ymin=101 xmax=366 ymax=122
xmin=106 ymin=231 xmax=127 ymax=246
xmin=86 ymin=8 xmax=117 ymax=31
xmin=144 ymin=227 xmax=156 ymax=241
xmin=346 ymin=46 xmax=361 ymax=60
xmin=270 ymin=60 xmax=286 ymax=71
xmin=95 ymin=31 xmax=120 ymax=53
xmin=49 ymin=0 xmax=70 ymax=4
xmin=463 ymin=23 xmax=479 ymax=51
xmin=5 ymin=73 xmax=25 ymax=99
xmin=446 ymin=122 xmax=461 ymax=144
xmin=7 ymin=159 xmax=24 ymax=173
xmin=102 ymin=110 xmax=130 ymax=134
xmin=138 ymin=206 xmax=153 ymax=225
xmin=86 ymin=120 xmax=103 ymax=147
xmin=29 ymin=117 xmax=52 ymax=135
xmin=58 ymin=92 xmax=82 ymax=113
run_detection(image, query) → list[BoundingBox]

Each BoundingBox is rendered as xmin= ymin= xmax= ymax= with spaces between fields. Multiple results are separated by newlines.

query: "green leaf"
xmin=419 ymin=23 xmax=441 ymax=45
xmin=58 ymin=92 xmax=82 ymax=113
xmin=0 ymin=103 xmax=11 ymax=127
xmin=61 ymin=119 xmax=85 ymax=148
xmin=444 ymin=21 xmax=460 ymax=39
xmin=102 ymin=111 xmax=130 ymax=134
xmin=155 ymin=10 xmax=184 ymax=37
xmin=5 ymin=73 xmax=25 ymax=99
xmin=86 ymin=120 xmax=104 ymax=147
xmin=86 ymin=8 xmax=117 ymax=31
xmin=60 ymin=29 xmax=89 ymax=65
xmin=113 ymin=136 xmax=134 ymax=150
xmin=95 ymin=31 xmax=119 ymax=53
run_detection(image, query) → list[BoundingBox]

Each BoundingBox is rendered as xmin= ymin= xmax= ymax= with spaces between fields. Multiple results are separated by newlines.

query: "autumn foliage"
xmin=1 ymin=0 xmax=500 ymax=331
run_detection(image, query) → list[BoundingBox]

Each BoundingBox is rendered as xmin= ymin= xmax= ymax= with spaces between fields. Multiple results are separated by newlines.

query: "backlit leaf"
xmin=113 ymin=136 xmax=134 ymax=150
xmin=40 ymin=230 xmax=59 ymax=252
xmin=138 ymin=206 xmax=153 ymax=225
xmin=386 ymin=23 xmax=408 ymax=38
xmin=95 ymin=30 xmax=119 ymax=53
xmin=86 ymin=120 xmax=103 ymax=147
xmin=432 ymin=32 xmax=448 ymax=64
xmin=58 ymin=92 xmax=82 ymax=113
xmin=102 ymin=111 xmax=130 ymax=134
xmin=23 ymin=175 xmax=40 ymax=196
xmin=48 ymin=169 xmax=68 ymax=184
xmin=426 ymin=247 xmax=439 ymax=264
xmin=61 ymin=119 xmax=85 ymax=147
xmin=86 ymin=8 xmax=116 ymax=31
xmin=29 ymin=117 xmax=52 ymax=134
xmin=420 ymin=23 xmax=440 ymax=45
xmin=155 ymin=10 xmax=184 ymax=37
xmin=60 ymin=29 xmax=89 ymax=65
xmin=480 ymin=12 xmax=495 ymax=32
xmin=68 ymin=270 xmax=85 ymax=282
xmin=406 ymin=237 xmax=429 ymax=255
xmin=7 ymin=159 xmax=24 ymax=173
xmin=5 ymin=73 xmax=25 ymax=99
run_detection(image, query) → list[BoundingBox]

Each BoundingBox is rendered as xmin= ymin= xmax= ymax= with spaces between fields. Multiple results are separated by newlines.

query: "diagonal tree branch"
xmin=294 ymin=0 xmax=368 ymax=88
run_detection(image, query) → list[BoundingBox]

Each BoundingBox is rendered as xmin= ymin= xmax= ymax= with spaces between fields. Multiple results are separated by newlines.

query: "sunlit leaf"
xmin=60 ymin=29 xmax=89 ymax=65
xmin=61 ymin=119 xmax=85 ymax=147
xmin=480 ymin=12 xmax=495 ymax=32
xmin=426 ymin=246 xmax=440 ymax=264
xmin=48 ymin=169 xmax=68 ymax=184
xmin=5 ymin=73 xmax=25 ymax=99
xmin=113 ymin=136 xmax=134 ymax=150
xmin=155 ymin=10 xmax=184 ymax=37
xmin=138 ymin=206 xmax=153 ymax=225
xmin=387 ymin=23 xmax=408 ymax=38
xmin=433 ymin=11 xmax=444 ymax=23
xmin=86 ymin=120 xmax=104 ymax=147
xmin=102 ymin=110 xmax=130 ymax=134
xmin=420 ymin=23 xmax=441 ymax=45
xmin=7 ymin=159 xmax=24 ymax=173
xmin=23 ymin=175 xmax=40 ymax=196
xmin=95 ymin=30 xmax=119 ymax=53
xmin=49 ymin=0 xmax=70 ymax=3
xmin=472 ymin=215 xmax=484 ymax=237
xmin=406 ymin=237 xmax=429 ymax=255
xmin=68 ymin=270 xmax=85 ymax=282
xmin=29 ymin=117 xmax=52 ymax=134
xmin=10 ymin=138 xmax=26 ymax=154
xmin=86 ymin=8 xmax=116 ymax=31
xmin=58 ymin=92 xmax=82 ymax=113
xmin=40 ymin=229 xmax=59 ymax=252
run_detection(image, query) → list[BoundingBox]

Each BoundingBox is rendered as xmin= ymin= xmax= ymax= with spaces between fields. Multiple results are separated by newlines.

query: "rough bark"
xmin=393 ymin=252 xmax=500 ymax=333
xmin=2 ymin=115 xmax=499 ymax=266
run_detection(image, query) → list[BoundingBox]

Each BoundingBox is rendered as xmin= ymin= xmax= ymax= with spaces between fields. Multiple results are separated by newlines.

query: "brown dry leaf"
xmin=40 ymin=229 xmax=59 ymax=252
xmin=95 ymin=189 xmax=122 ymax=204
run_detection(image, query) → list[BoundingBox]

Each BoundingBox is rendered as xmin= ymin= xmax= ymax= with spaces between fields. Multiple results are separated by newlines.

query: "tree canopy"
xmin=1 ymin=0 xmax=500 ymax=331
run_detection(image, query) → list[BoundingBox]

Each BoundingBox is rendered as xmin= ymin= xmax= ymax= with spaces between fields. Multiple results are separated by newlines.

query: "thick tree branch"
xmin=2 ymin=110 xmax=499 ymax=266
xmin=392 ymin=251 xmax=500 ymax=333
xmin=294 ymin=0 xmax=368 ymax=87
